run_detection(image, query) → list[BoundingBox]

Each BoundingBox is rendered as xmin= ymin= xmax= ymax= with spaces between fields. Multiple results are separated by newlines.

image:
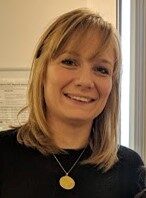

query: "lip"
xmin=63 ymin=93 xmax=96 ymax=103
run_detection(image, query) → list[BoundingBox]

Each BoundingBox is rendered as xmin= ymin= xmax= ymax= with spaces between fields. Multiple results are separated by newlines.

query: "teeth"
xmin=68 ymin=95 xmax=91 ymax=102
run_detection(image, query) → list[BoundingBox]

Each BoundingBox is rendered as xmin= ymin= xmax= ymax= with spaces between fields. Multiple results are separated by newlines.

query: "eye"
xmin=61 ymin=58 xmax=77 ymax=67
xmin=93 ymin=66 xmax=110 ymax=75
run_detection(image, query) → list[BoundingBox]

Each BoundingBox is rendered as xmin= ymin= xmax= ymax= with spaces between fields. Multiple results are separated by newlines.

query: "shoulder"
xmin=0 ymin=128 xmax=41 ymax=158
xmin=0 ymin=128 xmax=18 ymax=145
xmin=0 ymin=128 xmax=20 ymax=171
xmin=0 ymin=128 xmax=20 ymax=155
xmin=117 ymin=145 xmax=145 ymax=192
xmin=117 ymin=145 xmax=144 ymax=168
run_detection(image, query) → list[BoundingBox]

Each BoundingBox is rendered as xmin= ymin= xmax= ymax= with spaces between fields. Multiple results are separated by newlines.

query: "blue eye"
xmin=61 ymin=59 xmax=77 ymax=66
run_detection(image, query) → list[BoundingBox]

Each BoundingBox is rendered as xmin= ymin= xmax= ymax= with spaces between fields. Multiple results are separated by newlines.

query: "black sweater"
xmin=0 ymin=129 xmax=145 ymax=198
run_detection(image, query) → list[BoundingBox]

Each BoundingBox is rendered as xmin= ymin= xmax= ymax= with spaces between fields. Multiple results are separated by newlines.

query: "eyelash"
xmin=61 ymin=59 xmax=77 ymax=67
xmin=61 ymin=59 xmax=110 ymax=75
xmin=94 ymin=66 xmax=110 ymax=75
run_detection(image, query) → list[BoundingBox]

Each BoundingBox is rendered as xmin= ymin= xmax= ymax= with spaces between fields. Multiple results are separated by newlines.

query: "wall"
xmin=0 ymin=0 xmax=116 ymax=71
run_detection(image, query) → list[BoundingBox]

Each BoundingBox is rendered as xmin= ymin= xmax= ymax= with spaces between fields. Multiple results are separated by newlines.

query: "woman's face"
xmin=43 ymin=30 xmax=115 ymax=125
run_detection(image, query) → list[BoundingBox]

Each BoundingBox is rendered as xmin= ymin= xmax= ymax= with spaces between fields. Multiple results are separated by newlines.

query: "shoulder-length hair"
xmin=17 ymin=8 xmax=121 ymax=171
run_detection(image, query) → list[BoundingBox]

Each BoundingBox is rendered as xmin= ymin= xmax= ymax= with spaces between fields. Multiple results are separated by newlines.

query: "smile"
xmin=64 ymin=93 xmax=95 ymax=103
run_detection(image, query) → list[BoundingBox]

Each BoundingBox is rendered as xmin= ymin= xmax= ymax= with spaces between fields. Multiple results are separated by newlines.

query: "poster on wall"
xmin=0 ymin=78 xmax=28 ymax=131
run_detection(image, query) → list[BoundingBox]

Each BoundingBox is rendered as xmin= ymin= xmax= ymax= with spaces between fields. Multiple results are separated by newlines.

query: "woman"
xmin=0 ymin=8 xmax=145 ymax=198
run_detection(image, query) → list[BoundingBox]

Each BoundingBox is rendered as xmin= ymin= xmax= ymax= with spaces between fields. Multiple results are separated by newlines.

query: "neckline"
xmin=63 ymin=147 xmax=87 ymax=152
xmin=58 ymin=145 xmax=92 ymax=156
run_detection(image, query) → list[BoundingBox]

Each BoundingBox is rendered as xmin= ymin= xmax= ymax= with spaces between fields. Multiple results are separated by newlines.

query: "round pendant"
xmin=59 ymin=175 xmax=75 ymax=190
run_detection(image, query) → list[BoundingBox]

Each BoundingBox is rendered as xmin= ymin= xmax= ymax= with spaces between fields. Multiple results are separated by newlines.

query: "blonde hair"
xmin=17 ymin=8 xmax=121 ymax=171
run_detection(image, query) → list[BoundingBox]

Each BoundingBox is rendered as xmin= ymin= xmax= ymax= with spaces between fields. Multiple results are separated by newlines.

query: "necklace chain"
xmin=53 ymin=147 xmax=86 ymax=175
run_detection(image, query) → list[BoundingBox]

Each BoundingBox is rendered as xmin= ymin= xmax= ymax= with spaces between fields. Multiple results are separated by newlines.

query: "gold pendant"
xmin=59 ymin=175 xmax=75 ymax=190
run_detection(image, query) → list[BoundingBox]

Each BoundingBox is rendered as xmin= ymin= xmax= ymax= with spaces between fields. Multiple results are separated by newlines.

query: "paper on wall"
xmin=0 ymin=79 xmax=28 ymax=131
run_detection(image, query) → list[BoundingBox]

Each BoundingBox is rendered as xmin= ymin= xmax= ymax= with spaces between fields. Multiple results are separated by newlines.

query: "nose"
xmin=74 ymin=66 xmax=94 ymax=89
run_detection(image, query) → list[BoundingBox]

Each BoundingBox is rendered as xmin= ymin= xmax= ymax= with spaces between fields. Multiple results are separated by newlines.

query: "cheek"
xmin=47 ymin=67 xmax=73 ymax=88
xmin=98 ymin=79 xmax=112 ymax=98
xmin=44 ymin=67 xmax=73 ymax=99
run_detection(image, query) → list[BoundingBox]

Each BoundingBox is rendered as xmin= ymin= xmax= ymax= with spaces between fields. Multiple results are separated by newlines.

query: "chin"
xmin=64 ymin=114 xmax=94 ymax=124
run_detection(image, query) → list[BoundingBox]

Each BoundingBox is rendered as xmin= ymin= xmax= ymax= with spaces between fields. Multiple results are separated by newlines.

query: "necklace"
xmin=53 ymin=147 xmax=86 ymax=190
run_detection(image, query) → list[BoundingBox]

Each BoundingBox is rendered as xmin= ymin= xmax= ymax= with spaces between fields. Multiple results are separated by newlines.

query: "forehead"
xmin=64 ymin=29 xmax=101 ymax=52
xmin=58 ymin=29 xmax=115 ymax=62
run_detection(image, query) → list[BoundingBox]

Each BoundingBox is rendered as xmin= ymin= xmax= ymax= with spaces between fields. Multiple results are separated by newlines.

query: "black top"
xmin=0 ymin=129 xmax=145 ymax=198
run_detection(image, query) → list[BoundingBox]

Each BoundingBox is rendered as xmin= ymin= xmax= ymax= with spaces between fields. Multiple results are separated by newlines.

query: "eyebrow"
xmin=94 ymin=59 xmax=113 ymax=66
xmin=60 ymin=50 xmax=114 ymax=67
xmin=60 ymin=50 xmax=80 ymax=57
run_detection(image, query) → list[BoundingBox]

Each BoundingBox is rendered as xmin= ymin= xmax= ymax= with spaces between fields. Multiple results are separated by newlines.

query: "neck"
xmin=47 ymin=117 xmax=93 ymax=149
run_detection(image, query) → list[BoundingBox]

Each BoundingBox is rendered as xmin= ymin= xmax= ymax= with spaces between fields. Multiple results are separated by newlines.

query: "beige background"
xmin=0 ymin=0 xmax=116 ymax=70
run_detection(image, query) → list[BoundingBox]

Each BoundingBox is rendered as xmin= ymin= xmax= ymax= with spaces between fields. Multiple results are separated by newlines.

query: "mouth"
xmin=64 ymin=93 xmax=96 ymax=103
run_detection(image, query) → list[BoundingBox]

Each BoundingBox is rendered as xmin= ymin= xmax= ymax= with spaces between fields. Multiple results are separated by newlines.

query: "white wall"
xmin=0 ymin=0 xmax=116 ymax=71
